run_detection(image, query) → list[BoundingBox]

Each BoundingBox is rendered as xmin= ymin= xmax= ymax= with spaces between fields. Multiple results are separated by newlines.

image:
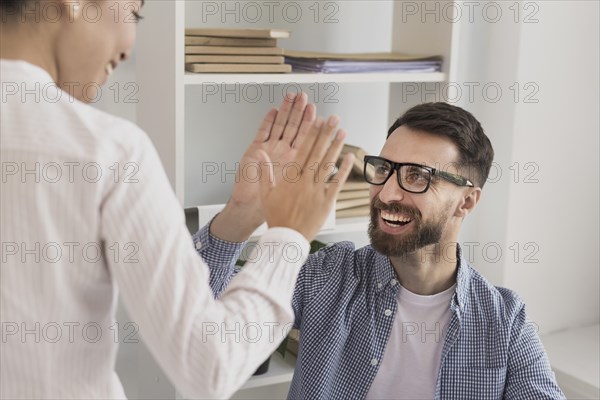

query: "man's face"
xmin=368 ymin=126 xmax=464 ymax=258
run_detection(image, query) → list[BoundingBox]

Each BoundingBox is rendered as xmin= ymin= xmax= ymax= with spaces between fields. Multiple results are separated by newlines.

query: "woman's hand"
xmin=210 ymin=92 xmax=317 ymax=242
xmin=257 ymin=115 xmax=354 ymax=242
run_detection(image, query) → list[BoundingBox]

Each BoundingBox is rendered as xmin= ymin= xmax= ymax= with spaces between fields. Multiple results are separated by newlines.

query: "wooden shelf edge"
xmin=188 ymin=205 xmax=368 ymax=238
xmin=184 ymin=72 xmax=446 ymax=85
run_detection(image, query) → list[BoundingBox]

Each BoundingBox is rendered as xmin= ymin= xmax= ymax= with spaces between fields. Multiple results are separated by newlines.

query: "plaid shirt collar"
xmin=371 ymin=243 xmax=472 ymax=314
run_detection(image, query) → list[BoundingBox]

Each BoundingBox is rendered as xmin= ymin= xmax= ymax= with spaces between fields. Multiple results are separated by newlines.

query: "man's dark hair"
xmin=387 ymin=102 xmax=494 ymax=188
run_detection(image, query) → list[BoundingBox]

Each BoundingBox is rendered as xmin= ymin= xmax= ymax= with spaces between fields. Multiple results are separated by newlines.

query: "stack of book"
xmin=336 ymin=144 xmax=373 ymax=218
xmin=286 ymin=328 xmax=300 ymax=357
xmin=185 ymin=28 xmax=292 ymax=73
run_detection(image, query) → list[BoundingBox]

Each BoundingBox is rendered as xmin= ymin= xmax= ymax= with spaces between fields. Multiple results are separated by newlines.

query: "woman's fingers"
xmin=293 ymin=117 xmax=323 ymax=167
xmin=289 ymin=103 xmax=316 ymax=151
xmin=315 ymin=129 xmax=347 ymax=185
xmin=257 ymin=112 xmax=352 ymax=242
xmin=326 ymin=152 xmax=355 ymax=204
xmin=302 ymin=115 xmax=340 ymax=170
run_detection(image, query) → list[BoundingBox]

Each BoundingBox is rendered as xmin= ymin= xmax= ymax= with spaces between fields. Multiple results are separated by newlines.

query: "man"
xmin=197 ymin=102 xmax=564 ymax=399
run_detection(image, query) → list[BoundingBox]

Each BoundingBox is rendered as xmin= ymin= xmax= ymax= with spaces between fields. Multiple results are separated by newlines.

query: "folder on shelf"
xmin=185 ymin=63 xmax=292 ymax=73
xmin=186 ymin=28 xmax=291 ymax=39
xmin=185 ymin=46 xmax=284 ymax=55
xmin=284 ymin=50 xmax=442 ymax=61
xmin=185 ymin=36 xmax=278 ymax=47
xmin=283 ymin=50 xmax=442 ymax=73
xmin=185 ymin=55 xmax=285 ymax=64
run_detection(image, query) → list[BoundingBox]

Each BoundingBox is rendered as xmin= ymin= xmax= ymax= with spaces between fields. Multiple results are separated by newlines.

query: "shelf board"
xmin=184 ymin=71 xmax=446 ymax=85
xmin=541 ymin=323 xmax=600 ymax=398
xmin=240 ymin=352 xmax=296 ymax=390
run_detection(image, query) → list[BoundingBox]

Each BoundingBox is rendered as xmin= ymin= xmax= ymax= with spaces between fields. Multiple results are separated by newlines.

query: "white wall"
xmin=455 ymin=0 xmax=599 ymax=335
xmin=503 ymin=1 xmax=600 ymax=334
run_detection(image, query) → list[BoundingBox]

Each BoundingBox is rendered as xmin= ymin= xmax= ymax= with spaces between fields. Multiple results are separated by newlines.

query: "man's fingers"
xmin=254 ymin=108 xmax=278 ymax=143
xmin=280 ymin=92 xmax=309 ymax=144
xmin=269 ymin=92 xmax=297 ymax=142
xmin=294 ymin=117 xmax=323 ymax=167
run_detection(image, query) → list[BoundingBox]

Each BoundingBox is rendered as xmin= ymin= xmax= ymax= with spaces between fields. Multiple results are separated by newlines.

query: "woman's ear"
xmin=454 ymin=187 xmax=481 ymax=218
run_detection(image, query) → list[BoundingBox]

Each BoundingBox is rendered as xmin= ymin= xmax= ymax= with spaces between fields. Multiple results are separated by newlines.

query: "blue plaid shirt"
xmin=193 ymin=224 xmax=565 ymax=399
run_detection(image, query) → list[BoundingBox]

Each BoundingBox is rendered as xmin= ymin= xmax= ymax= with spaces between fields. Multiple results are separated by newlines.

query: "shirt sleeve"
xmin=291 ymin=242 xmax=355 ymax=329
xmin=192 ymin=220 xmax=244 ymax=298
xmin=100 ymin=127 xmax=310 ymax=399
xmin=503 ymin=305 xmax=566 ymax=399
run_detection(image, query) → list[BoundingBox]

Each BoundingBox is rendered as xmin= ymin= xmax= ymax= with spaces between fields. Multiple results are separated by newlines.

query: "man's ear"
xmin=454 ymin=187 xmax=481 ymax=218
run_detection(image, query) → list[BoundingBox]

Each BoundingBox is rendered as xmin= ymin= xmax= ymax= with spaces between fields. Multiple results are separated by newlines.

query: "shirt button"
xmin=390 ymin=279 xmax=397 ymax=287
xmin=384 ymin=309 xmax=392 ymax=316
xmin=377 ymin=283 xmax=383 ymax=289
xmin=371 ymin=358 xmax=378 ymax=366
xmin=195 ymin=242 xmax=202 ymax=250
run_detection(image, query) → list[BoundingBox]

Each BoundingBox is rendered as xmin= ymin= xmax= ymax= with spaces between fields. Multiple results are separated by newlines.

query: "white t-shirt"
xmin=0 ymin=59 xmax=309 ymax=400
xmin=366 ymin=283 xmax=456 ymax=400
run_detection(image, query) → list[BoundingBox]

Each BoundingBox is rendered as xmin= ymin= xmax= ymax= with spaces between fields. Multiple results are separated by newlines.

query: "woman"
xmin=0 ymin=0 xmax=353 ymax=398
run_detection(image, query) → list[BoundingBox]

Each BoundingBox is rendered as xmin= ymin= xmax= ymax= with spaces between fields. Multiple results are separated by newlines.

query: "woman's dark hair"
xmin=1 ymin=0 xmax=24 ymax=14
xmin=387 ymin=102 xmax=494 ymax=188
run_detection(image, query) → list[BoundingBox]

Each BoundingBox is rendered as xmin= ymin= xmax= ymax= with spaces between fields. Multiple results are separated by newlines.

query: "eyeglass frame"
xmin=363 ymin=155 xmax=475 ymax=194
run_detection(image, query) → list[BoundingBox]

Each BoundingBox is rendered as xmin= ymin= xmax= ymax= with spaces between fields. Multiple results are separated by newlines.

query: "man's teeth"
xmin=381 ymin=210 xmax=412 ymax=223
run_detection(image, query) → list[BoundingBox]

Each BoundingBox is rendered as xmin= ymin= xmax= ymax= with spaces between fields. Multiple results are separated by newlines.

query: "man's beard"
xmin=368 ymin=196 xmax=449 ymax=258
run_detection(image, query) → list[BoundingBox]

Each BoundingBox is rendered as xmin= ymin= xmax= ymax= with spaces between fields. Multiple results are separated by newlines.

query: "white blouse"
xmin=0 ymin=59 xmax=308 ymax=399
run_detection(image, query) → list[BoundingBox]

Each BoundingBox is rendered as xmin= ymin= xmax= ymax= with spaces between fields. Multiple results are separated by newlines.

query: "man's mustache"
xmin=371 ymin=196 xmax=421 ymax=221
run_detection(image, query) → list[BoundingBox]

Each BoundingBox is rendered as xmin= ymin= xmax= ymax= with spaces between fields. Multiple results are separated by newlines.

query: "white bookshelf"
xmin=240 ymin=353 xmax=296 ymax=391
xmin=135 ymin=1 xmax=460 ymax=397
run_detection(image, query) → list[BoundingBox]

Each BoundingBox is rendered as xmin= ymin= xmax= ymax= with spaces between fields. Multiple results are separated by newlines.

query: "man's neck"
xmin=389 ymin=242 xmax=459 ymax=295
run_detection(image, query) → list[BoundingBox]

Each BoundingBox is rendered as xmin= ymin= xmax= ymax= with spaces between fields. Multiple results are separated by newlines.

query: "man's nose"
xmin=377 ymin=172 xmax=405 ymax=203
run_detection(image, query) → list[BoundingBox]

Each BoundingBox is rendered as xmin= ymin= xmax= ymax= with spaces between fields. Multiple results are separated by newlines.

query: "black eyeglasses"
xmin=363 ymin=155 xmax=474 ymax=194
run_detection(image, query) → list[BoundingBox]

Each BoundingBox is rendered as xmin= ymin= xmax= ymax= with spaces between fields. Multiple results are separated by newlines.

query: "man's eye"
xmin=405 ymin=170 xmax=428 ymax=183
xmin=375 ymin=166 xmax=390 ymax=175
